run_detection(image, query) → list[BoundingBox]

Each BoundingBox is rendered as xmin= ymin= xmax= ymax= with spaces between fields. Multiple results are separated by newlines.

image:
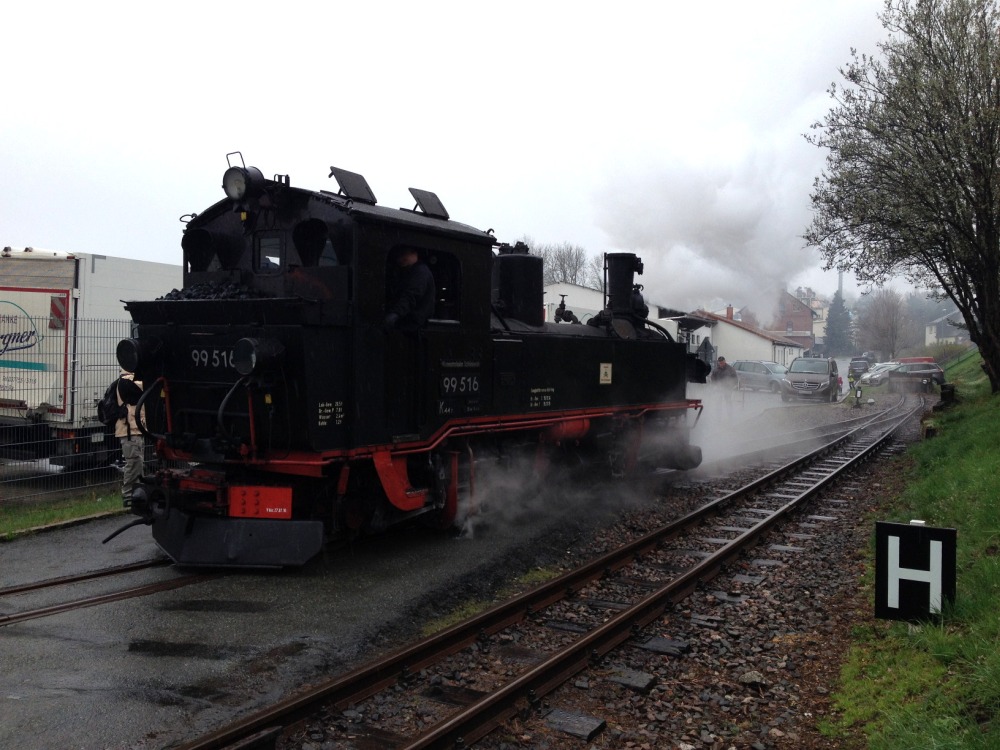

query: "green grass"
xmin=823 ymin=349 xmax=1000 ymax=748
xmin=0 ymin=492 xmax=126 ymax=540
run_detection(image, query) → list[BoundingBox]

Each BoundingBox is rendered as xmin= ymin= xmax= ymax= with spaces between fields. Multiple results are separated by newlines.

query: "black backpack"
xmin=97 ymin=378 xmax=128 ymax=427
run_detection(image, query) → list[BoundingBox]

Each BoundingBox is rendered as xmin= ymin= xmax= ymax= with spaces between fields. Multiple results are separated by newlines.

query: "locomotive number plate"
xmin=438 ymin=371 xmax=482 ymax=415
xmin=190 ymin=347 xmax=236 ymax=370
xmin=440 ymin=374 xmax=480 ymax=395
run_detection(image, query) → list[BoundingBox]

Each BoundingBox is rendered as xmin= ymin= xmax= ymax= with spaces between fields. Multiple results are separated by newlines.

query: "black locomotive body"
xmin=116 ymin=159 xmax=703 ymax=567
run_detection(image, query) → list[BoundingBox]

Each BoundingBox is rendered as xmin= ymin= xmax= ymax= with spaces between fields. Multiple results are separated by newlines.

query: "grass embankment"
xmin=827 ymin=351 xmax=1000 ymax=748
xmin=0 ymin=492 xmax=125 ymax=540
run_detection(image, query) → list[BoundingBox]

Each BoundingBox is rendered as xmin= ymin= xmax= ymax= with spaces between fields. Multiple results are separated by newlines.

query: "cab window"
xmin=255 ymin=233 xmax=283 ymax=274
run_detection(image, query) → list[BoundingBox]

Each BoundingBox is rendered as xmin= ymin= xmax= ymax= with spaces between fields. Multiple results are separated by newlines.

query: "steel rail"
xmin=0 ymin=573 xmax=217 ymax=627
xmin=0 ymin=558 xmax=171 ymax=597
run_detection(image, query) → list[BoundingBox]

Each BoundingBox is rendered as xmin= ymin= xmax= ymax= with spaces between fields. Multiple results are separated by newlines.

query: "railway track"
xmin=0 ymin=557 xmax=170 ymax=597
xmin=0 ymin=558 xmax=216 ymax=627
xmin=173 ymin=396 xmax=924 ymax=750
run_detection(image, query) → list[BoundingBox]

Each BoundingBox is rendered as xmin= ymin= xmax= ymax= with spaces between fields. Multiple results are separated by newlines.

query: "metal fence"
xmin=1 ymin=315 xmax=152 ymax=505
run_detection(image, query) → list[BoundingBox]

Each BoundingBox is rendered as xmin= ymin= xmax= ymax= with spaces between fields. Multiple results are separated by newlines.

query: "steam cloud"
xmin=595 ymin=142 xmax=829 ymax=321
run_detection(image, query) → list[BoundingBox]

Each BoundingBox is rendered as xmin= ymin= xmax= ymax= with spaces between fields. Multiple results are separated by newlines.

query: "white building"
xmin=925 ymin=312 xmax=969 ymax=347
xmin=666 ymin=307 xmax=804 ymax=367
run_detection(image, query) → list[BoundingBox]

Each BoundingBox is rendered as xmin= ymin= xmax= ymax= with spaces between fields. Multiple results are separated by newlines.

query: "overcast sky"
xmin=3 ymin=1 xmax=889 ymax=317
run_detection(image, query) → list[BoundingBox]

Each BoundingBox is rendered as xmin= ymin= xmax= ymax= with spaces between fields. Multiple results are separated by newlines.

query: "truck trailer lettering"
xmin=0 ymin=328 xmax=39 ymax=356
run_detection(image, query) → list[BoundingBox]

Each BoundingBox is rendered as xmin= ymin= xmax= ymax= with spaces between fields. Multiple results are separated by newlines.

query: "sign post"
xmin=875 ymin=520 xmax=956 ymax=622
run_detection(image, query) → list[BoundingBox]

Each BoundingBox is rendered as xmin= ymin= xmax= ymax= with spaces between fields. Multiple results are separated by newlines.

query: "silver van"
xmin=731 ymin=360 xmax=788 ymax=393
xmin=780 ymin=357 xmax=840 ymax=402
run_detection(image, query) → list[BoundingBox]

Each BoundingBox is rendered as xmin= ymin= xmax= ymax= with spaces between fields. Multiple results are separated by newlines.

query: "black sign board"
xmin=875 ymin=521 xmax=956 ymax=622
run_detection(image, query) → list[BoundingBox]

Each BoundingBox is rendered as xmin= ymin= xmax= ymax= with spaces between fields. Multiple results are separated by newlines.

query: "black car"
xmin=848 ymin=358 xmax=870 ymax=380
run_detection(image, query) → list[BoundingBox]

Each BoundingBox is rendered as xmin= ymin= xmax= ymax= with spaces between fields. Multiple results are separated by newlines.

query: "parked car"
xmin=847 ymin=357 xmax=871 ymax=380
xmin=781 ymin=357 xmax=841 ymax=402
xmin=731 ymin=360 xmax=788 ymax=393
xmin=887 ymin=362 xmax=946 ymax=390
xmin=858 ymin=361 xmax=900 ymax=387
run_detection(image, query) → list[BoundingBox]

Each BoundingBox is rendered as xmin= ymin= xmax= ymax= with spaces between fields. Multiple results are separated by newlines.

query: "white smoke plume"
xmin=594 ymin=139 xmax=827 ymax=321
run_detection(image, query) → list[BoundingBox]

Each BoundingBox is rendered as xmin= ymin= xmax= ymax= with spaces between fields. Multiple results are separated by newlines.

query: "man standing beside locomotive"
xmin=711 ymin=356 xmax=738 ymax=388
xmin=710 ymin=355 xmax=739 ymax=414
xmin=115 ymin=370 xmax=145 ymax=507
xmin=384 ymin=247 xmax=435 ymax=331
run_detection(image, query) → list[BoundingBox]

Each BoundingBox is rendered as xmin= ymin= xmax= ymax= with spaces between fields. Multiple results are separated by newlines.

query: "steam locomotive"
xmin=111 ymin=155 xmax=703 ymax=567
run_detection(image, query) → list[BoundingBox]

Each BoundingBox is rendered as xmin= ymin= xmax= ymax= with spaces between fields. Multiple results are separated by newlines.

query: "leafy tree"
xmin=805 ymin=0 xmax=1000 ymax=393
xmin=825 ymin=289 xmax=853 ymax=356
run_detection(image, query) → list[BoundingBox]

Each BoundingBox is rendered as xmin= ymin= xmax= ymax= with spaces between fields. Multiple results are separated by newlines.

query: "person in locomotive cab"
xmin=384 ymin=246 xmax=435 ymax=332
xmin=115 ymin=370 xmax=145 ymax=506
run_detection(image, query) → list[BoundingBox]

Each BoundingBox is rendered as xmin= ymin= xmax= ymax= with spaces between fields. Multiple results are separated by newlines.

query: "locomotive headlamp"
xmin=117 ymin=337 xmax=161 ymax=375
xmin=222 ymin=166 xmax=265 ymax=201
xmin=234 ymin=337 xmax=284 ymax=376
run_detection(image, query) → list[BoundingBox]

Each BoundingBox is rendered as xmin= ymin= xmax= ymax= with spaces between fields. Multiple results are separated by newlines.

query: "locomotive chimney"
xmin=605 ymin=253 xmax=643 ymax=315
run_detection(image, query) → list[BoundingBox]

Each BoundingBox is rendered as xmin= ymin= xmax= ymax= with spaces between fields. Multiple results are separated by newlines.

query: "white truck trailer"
xmin=1 ymin=246 xmax=182 ymax=469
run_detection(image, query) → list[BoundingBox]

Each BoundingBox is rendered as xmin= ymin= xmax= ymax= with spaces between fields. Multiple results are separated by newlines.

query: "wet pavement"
xmin=0 ymin=510 xmax=562 ymax=749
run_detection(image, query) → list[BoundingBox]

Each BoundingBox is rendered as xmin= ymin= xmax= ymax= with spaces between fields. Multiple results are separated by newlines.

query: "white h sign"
xmin=875 ymin=521 xmax=955 ymax=622
xmin=887 ymin=535 xmax=943 ymax=613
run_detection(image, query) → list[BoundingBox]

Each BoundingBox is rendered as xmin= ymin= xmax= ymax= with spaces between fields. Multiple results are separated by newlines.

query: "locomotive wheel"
xmin=341 ymin=497 xmax=368 ymax=532
xmin=423 ymin=447 xmax=475 ymax=531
